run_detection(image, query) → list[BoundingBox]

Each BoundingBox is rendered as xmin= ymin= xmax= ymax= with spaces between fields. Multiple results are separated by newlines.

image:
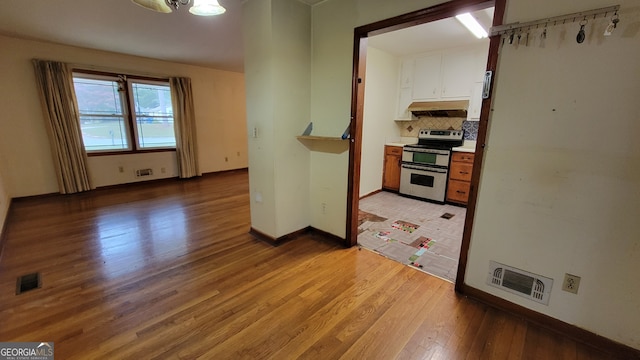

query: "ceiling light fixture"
xmin=132 ymin=0 xmax=226 ymax=16
xmin=455 ymin=13 xmax=488 ymax=39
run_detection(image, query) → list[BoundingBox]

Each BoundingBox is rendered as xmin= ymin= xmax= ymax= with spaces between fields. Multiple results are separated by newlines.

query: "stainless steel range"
xmin=399 ymin=129 xmax=464 ymax=203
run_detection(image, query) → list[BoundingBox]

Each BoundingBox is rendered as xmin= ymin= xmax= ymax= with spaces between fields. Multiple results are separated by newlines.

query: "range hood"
xmin=408 ymin=100 xmax=469 ymax=118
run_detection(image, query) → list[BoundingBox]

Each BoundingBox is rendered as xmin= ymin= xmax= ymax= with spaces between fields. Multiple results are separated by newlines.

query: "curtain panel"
xmin=32 ymin=59 xmax=93 ymax=194
xmin=170 ymin=77 xmax=201 ymax=178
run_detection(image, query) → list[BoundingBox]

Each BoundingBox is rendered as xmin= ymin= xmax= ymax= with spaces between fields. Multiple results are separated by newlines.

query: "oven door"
xmin=399 ymin=163 xmax=448 ymax=203
xmin=402 ymin=147 xmax=450 ymax=167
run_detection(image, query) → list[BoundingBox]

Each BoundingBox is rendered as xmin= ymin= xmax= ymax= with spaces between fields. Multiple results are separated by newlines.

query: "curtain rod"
xmin=490 ymin=5 xmax=620 ymax=37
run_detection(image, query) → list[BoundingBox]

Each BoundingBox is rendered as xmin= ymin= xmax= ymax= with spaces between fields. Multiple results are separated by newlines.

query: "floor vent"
xmin=135 ymin=168 xmax=153 ymax=177
xmin=16 ymin=272 xmax=41 ymax=295
xmin=441 ymin=213 xmax=454 ymax=219
xmin=487 ymin=261 xmax=553 ymax=305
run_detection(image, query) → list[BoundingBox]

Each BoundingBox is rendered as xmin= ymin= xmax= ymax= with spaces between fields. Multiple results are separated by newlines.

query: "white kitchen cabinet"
xmin=467 ymin=82 xmax=484 ymax=121
xmin=472 ymin=45 xmax=489 ymax=82
xmin=397 ymin=88 xmax=413 ymax=119
xmin=440 ymin=48 xmax=475 ymax=99
xmin=399 ymin=58 xmax=414 ymax=89
xmin=411 ymin=53 xmax=441 ymax=100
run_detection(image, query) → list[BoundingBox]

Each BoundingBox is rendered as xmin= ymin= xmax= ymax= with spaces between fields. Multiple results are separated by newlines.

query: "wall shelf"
xmin=296 ymin=135 xmax=346 ymax=141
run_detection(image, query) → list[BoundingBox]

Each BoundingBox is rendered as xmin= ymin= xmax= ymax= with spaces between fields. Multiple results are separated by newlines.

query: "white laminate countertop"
xmin=385 ymin=142 xmax=408 ymax=147
xmin=452 ymin=140 xmax=477 ymax=153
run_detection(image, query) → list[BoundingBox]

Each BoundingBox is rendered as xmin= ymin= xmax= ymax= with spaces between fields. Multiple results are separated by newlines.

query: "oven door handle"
xmin=403 ymin=148 xmax=449 ymax=155
xmin=401 ymin=164 xmax=447 ymax=173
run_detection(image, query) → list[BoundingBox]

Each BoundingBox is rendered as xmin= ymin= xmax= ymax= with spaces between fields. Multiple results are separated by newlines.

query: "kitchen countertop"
xmin=385 ymin=142 xmax=408 ymax=147
xmin=452 ymin=140 xmax=476 ymax=153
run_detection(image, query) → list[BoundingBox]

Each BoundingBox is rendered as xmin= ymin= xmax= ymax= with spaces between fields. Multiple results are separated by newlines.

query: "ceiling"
xmin=368 ymin=7 xmax=494 ymax=56
xmin=0 ymin=1 xmax=491 ymax=74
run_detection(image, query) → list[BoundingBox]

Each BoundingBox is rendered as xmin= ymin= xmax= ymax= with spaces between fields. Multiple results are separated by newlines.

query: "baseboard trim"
xmin=0 ymin=198 xmax=13 ymax=264
xmin=359 ymin=189 xmax=383 ymax=200
xmin=249 ymin=226 xmax=311 ymax=246
xmin=308 ymin=227 xmax=348 ymax=247
xmin=249 ymin=226 xmax=347 ymax=248
xmin=460 ymin=284 xmax=640 ymax=359
xmin=11 ymin=168 xmax=250 ymax=202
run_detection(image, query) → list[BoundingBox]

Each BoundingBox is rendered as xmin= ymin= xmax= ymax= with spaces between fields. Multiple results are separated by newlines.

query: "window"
xmin=72 ymin=72 xmax=176 ymax=153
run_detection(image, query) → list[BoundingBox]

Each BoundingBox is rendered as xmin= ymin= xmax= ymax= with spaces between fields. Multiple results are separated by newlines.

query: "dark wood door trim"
xmin=455 ymin=0 xmax=506 ymax=291
xmin=346 ymin=0 xmax=505 ymax=286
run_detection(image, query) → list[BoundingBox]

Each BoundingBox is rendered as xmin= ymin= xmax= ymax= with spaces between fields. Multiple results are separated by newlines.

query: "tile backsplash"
xmin=462 ymin=121 xmax=479 ymax=140
xmin=396 ymin=117 xmax=478 ymax=140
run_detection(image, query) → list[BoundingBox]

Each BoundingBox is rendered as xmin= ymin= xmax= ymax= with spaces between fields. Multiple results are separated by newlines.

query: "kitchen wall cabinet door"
xmin=467 ymin=82 xmax=484 ymax=121
xmin=412 ymin=54 xmax=441 ymax=100
xmin=399 ymin=58 xmax=414 ymax=89
xmin=383 ymin=145 xmax=403 ymax=191
xmin=440 ymin=48 xmax=475 ymax=99
xmin=397 ymin=88 xmax=413 ymax=120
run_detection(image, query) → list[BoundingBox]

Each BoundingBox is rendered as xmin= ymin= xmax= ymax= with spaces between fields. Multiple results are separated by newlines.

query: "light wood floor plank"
xmin=0 ymin=170 xmax=625 ymax=359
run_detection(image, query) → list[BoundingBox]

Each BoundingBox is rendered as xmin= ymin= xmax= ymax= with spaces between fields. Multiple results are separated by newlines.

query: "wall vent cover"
xmin=135 ymin=168 xmax=153 ymax=177
xmin=487 ymin=261 xmax=553 ymax=305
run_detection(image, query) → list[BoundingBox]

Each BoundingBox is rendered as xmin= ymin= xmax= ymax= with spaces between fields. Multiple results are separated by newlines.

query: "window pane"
xmin=131 ymin=82 xmax=176 ymax=148
xmin=79 ymin=116 xmax=129 ymax=151
xmin=73 ymin=77 xmax=130 ymax=151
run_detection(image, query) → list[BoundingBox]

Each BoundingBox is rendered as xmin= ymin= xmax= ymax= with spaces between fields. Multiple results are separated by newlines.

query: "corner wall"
xmin=243 ymin=0 xmax=311 ymax=238
xmin=465 ymin=0 xmax=640 ymax=349
xmin=309 ymin=0 xmax=447 ymax=238
xmin=0 ymin=35 xmax=247 ymax=197
xmin=360 ymin=46 xmax=401 ymax=197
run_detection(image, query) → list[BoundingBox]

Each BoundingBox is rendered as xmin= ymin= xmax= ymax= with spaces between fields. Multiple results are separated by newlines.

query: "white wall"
xmin=243 ymin=0 xmax=311 ymax=238
xmin=309 ymin=0 xmax=447 ymax=238
xmin=360 ymin=46 xmax=401 ymax=197
xmin=0 ymin=35 xmax=247 ymax=197
xmin=308 ymin=0 xmax=640 ymax=349
xmin=465 ymin=0 xmax=640 ymax=349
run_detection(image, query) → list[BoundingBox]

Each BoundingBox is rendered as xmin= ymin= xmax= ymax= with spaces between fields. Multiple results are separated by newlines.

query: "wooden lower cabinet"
xmin=447 ymin=151 xmax=475 ymax=205
xmin=382 ymin=145 xmax=403 ymax=191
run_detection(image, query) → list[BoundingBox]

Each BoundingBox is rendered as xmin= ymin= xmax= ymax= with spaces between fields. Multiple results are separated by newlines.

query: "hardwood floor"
xmin=0 ymin=170 xmax=622 ymax=359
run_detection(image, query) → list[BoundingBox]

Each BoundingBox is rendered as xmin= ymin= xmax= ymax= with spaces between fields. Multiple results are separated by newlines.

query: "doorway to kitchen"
xmin=346 ymin=0 xmax=506 ymax=290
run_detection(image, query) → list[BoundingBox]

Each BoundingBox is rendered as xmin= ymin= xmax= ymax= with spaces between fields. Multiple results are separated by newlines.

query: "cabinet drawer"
xmin=447 ymin=179 xmax=471 ymax=204
xmin=449 ymin=162 xmax=473 ymax=182
xmin=451 ymin=152 xmax=474 ymax=163
xmin=385 ymin=145 xmax=403 ymax=156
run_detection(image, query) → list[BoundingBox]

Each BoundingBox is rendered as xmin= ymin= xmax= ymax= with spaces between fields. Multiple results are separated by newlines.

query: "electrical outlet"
xmin=321 ymin=203 xmax=327 ymax=214
xmin=118 ymin=166 xmax=124 ymax=173
xmin=225 ymin=156 xmax=228 ymax=162
xmin=562 ymin=273 xmax=581 ymax=294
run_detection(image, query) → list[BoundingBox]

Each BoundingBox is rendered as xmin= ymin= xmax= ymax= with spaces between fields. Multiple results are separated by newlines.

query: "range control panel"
xmin=418 ymin=129 xmax=464 ymax=141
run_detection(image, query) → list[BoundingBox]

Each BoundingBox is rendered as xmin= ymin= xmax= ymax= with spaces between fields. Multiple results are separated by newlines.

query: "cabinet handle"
xmin=456 ymin=190 xmax=466 ymax=194
xmin=460 ymin=171 xmax=469 ymax=175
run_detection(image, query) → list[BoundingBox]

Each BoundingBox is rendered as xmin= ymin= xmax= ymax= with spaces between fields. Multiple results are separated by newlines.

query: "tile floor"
xmin=358 ymin=191 xmax=467 ymax=282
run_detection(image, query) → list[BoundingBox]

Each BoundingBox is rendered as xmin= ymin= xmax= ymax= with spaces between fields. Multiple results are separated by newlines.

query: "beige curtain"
xmin=32 ymin=59 xmax=92 ymax=194
xmin=170 ymin=77 xmax=201 ymax=178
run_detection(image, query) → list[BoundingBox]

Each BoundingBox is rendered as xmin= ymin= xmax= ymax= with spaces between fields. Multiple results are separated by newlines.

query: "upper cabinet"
xmin=467 ymin=82 xmax=484 ymax=121
xmin=395 ymin=43 xmax=489 ymax=120
xmin=440 ymin=48 xmax=476 ymax=99
xmin=412 ymin=54 xmax=442 ymax=100
xmin=399 ymin=58 xmax=415 ymax=89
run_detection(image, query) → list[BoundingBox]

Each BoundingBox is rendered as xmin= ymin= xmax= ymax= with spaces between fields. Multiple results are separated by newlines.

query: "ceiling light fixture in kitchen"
xmin=132 ymin=0 xmax=226 ymax=16
xmin=455 ymin=13 xmax=488 ymax=39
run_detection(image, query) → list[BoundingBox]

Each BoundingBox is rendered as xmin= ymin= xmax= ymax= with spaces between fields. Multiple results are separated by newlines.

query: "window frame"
xmin=72 ymin=69 xmax=177 ymax=156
